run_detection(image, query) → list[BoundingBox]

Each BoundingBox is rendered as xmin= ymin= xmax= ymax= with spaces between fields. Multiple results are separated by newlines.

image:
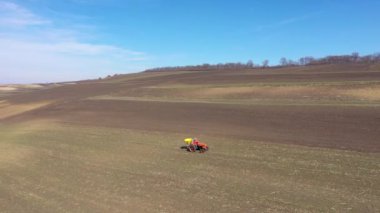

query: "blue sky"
xmin=1 ymin=0 xmax=379 ymax=83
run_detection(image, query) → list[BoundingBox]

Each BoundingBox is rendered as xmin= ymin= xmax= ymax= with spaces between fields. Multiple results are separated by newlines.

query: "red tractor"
xmin=184 ymin=138 xmax=209 ymax=153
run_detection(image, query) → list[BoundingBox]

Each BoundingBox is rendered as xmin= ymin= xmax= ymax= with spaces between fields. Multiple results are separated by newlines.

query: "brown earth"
xmin=2 ymin=63 xmax=380 ymax=152
xmin=1 ymin=63 xmax=380 ymax=212
xmin=9 ymin=99 xmax=380 ymax=152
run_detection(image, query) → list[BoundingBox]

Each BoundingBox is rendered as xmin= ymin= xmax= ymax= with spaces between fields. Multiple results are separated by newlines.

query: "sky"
xmin=1 ymin=0 xmax=379 ymax=83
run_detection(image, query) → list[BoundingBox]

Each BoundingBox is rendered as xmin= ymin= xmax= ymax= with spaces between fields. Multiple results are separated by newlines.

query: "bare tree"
xmin=246 ymin=60 xmax=254 ymax=68
xmin=299 ymin=57 xmax=315 ymax=65
xmin=144 ymin=52 xmax=380 ymax=73
xmin=280 ymin=57 xmax=288 ymax=66
xmin=351 ymin=52 xmax=359 ymax=62
xmin=262 ymin=60 xmax=269 ymax=68
xmin=299 ymin=57 xmax=306 ymax=65
xmin=288 ymin=59 xmax=298 ymax=66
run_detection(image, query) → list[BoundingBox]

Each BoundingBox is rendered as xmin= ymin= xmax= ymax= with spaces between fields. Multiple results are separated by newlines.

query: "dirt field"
xmin=1 ymin=63 xmax=380 ymax=212
xmin=1 ymin=120 xmax=379 ymax=212
xmin=4 ymin=64 xmax=380 ymax=152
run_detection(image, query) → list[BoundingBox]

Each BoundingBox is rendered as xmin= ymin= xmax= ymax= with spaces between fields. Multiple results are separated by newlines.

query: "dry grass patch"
xmin=0 ymin=84 xmax=43 ymax=91
xmin=0 ymin=120 xmax=55 ymax=169
xmin=99 ymin=83 xmax=380 ymax=106
xmin=0 ymin=101 xmax=52 ymax=119
xmin=342 ymin=86 xmax=380 ymax=101
xmin=188 ymin=86 xmax=327 ymax=99
xmin=0 ymin=143 xmax=33 ymax=169
xmin=0 ymin=86 xmax=17 ymax=91
xmin=173 ymin=84 xmax=380 ymax=102
xmin=18 ymin=84 xmax=43 ymax=89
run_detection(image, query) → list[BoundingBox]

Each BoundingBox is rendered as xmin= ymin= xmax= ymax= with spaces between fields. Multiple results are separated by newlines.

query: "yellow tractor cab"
xmin=184 ymin=138 xmax=193 ymax=145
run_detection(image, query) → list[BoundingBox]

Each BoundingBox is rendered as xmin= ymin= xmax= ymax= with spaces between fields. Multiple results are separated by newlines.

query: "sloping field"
xmin=0 ymin=120 xmax=379 ymax=212
xmin=0 ymin=101 xmax=51 ymax=120
xmin=1 ymin=63 xmax=380 ymax=212
xmin=5 ymin=64 xmax=380 ymax=152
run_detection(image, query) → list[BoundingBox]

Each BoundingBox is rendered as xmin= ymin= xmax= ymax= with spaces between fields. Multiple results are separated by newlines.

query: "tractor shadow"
xmin=180 ymin=146 xmax=188 ymax=150
xmin=180 ymin=146 xmax=192 ymax=152
xmin=180 ymin=145 xmax=209 ymax=153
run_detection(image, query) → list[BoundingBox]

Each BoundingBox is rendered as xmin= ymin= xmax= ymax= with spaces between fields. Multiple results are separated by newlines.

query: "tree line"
xmin=145 ymin=52 xmax=380 ymax=72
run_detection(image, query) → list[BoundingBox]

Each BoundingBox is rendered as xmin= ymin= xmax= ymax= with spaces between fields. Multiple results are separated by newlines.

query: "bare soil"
xmin=3 ymin=63 xmax=380 ymax=152
xmin=1 ymin=63 xmax=380 ymax=212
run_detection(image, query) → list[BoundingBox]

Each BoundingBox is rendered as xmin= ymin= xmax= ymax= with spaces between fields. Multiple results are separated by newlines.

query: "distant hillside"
xmin=144 ymin=52 xmax=380 ymax=72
